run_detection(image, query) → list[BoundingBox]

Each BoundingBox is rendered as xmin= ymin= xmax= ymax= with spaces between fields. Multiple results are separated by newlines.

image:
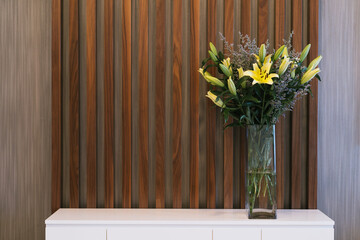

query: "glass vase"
xmin=246 ymin=125 xmax=277 ymax=219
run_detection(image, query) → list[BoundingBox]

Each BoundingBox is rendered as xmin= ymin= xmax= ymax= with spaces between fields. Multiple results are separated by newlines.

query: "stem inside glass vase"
xmin=246 ymin=125 xmax=277 ymax=219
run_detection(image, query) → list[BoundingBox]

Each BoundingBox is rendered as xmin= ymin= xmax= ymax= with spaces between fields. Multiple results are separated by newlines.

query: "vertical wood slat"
xmin=122 ymin=0 xmax=132 ymax=208
xmin=69 ymin=0 xmax=80 ymax=208
xmin=104 ymin=0 xmax=114 ymax=208
xmin=86 ymin=0 xmax=97 ymax=208
xmin=155 ymin=0 xmax=165 ymax=208
xmin=172 ymin=0 xmax=182 ymax=209
xmin=291 ymin=0 xmax=302 ymax=209
xmin=307 ymin=0 xmax=319 ymax=209
xmin=138 ymin=0 xmax=149 ymax=209
xmin=52 ymin=0 xmax=62 ymax=213
xmin=206 ymin=0 xmax=216 ymax=209
xmin=190 ymin=0 xmax=200 ymax=209
xmin=257 ymin=0 xmax=268 ymax=44
xmin=275 ymin=0 xmax=285 ymax=209
xmin=223 ymin=0 xmax=234 ymax=209
xmin=240 ymin=0 xmax=251 ymax=209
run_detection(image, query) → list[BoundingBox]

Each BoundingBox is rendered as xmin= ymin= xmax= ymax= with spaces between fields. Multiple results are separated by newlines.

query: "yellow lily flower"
xmin=301 ymin=68 xmax=321 ymax=84
xmin=198 ymin=68 xmax=225 ymax=87
xmin=244 ymin=63 xmax=279 ymax=85
xmin=237 ymin=67 xmax=244 ymax=78
xmin=206 ymin=91 xmax=225 ymax=108
xmin=227 ymin=77 xmax=237 ymax=96
xmin=278 ymin=57 xmax=292 ymax=76
xmin=222 ymin=57 xmax=231 ymax=68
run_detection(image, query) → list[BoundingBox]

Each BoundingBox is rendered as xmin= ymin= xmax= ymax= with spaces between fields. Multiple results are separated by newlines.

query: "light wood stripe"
xmin=206 ymin=0 xmax=216 ymax=209
xmin=172 ymin=0 xmax=183 ymax=209
xmin=258 ymin=0 xmax=268 ymax=44
xmin=190 ymin=0 xmax=200 ymax=209
xmin=307 ymin=0 xmax=318 ymax=209
xmin=69 ymin=0 xmax=80 ymax=208
xmin=223 ymin=0 xmax=234 ymax=209
xmin=86 ymin=0 xmax=97 ymax=208
xmin=51 ymin=0 xmax=62 ymax=213
xmin=155 ymin=0 xmax=165 ymax=208
xmin=122 ymin=0 xmax=132 ymax=208
xmin=275 ymin=0 xmax=285 ymax=209
xmin=291 ymin=0 xmax=302 ymax=209
xmin=139 ymin=0 xmax=149 ymax=208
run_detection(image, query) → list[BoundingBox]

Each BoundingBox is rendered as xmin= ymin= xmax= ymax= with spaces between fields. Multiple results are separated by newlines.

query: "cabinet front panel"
xmin=46 ymin=227 xmax=106 ymax=240
xmin=213 ymin=228 xmax=261 ymax=240
xmin=262 ymin=227 xmax=334 ymax=240
xmin=107 ymin=227 xmax=212 ymax=240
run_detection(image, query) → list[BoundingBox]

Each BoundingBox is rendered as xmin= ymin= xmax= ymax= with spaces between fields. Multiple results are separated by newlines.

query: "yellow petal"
xmin=237 ymin=67 xmax=244 ymax=78
xmin=301 ymin=68 xmax=321 ymax=84
xmin=282 ymin=47 xmax=288 ymax=57
xmin=262 ymin=62 xmax=272 ymax=74
xmin=206 ymin=91 xmax=225 ymax=108
xmin=268 ymin=73 xmax=279 ymax=79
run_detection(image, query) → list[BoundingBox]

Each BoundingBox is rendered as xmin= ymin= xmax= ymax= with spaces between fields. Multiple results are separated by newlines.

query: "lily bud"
xmin=301 ymin=68 xmax=321 ymax=84
xmin=299 ymin=44 xmax=311 ymax=62
xmin=237 ymin=67 xmax=244 ymax=78
xmin=204 ymin=72 xmax=225 ymax=87
xmin=208 ymin=50 xmax=218 ymax=62
xmin=259 ymin=44 xmax=266 ymax=63
xmin=209 ymin=42 xmax=217 ymax=55
xmin=198 ymin=68 xmax=205 ymax=77
xmin=273 ymin=45 xmax=285 ymax=61
xmin=291 ymin=70 xmax=296 ymax=78
xmin=282 ymin=47 xmax=289 ymax=58
xmin=219 ymin=64 xmax=232 ymax=77
xmin=227 ymin=77 xmax=237 ymax=96
xmin=206 ymin=91 xmax=225 ymax=108
xmin=278 ymin=57 xmax=291 ymax=76
xmin=222 ymin=57 xmax=231 ymax=68
xmin=308 ymin=55 xmax=322 ymax=70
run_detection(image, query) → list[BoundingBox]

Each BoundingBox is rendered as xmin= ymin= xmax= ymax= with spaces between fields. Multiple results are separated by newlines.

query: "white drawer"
xmin=262 ymin=227 xmax=334 ymax=240
xmin=46 ymin=226 xmax=106 ymax=240
xmin=107 ymin=227 xmax=212 ymax=240
xmin=213 ymin=228 xmax=261 ymax=240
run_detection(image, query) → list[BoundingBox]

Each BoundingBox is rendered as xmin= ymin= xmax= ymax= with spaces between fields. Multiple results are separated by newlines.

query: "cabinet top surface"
xmin=45 ymin=209 xmax=334 ymax=226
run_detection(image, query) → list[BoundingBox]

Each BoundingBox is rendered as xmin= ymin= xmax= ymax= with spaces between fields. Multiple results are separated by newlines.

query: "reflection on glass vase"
xmin=246 ymin=125 xmax=277 ymax=219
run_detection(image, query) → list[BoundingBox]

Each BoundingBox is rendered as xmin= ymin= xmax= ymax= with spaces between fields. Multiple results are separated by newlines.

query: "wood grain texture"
xmin=138 ymin=0 xmax=149 ymax=208
xmin=258 ymin=0 xmax=268 ymax=44
xmin=307 ymin=0 xmax=318 ymax=210
xmin=122 ymin=0 xmax=132 ymax=208
xmin=104 ymin=0 xmax=114 ymax=208
xmin=206 ymin=0 xmax=216 ymax=209
xmin=241 ymin=0 xmax=251 ymax=37
xmin=318 ymin=1 xmax=360 ymax=239
xmin=86 ymin=0 xmax=97 ymax=208
xmin=172 ymin=0 xmax=182 ymax=209
xmin=0 ymin=0 xmax=52 ymax=239
xmin=69 ymin=0 xmax=80 ymax=208
xmin=275 ymin=0 xmax=285 ymax=209
xmin=291 ymin=0 xmax=302 ymax=209
xmin=223 ymin=0 xmax=234 ymax=209
xmin=52 ymin=0 xmax=62 ymax=213
xmin=190 ymin=0 xmax=200 ymax=209
xmin=155 ymin=0 xmax=165 ymax=208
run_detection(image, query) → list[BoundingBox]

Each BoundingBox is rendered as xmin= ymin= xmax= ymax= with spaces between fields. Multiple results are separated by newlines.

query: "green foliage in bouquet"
xmin=199 ymin=33 xmax=322 ymax=128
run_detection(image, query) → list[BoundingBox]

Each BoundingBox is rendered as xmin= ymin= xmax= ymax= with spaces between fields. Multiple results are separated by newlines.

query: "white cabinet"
xmin=107 ymin=228 xmax=212 ymax=240
xmin=45 ymin=209 xmax=334 ymax=240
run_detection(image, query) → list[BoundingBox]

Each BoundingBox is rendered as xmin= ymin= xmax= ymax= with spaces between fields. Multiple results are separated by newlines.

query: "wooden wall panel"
xmin=53 ymin=0 xmax=320 ymax=211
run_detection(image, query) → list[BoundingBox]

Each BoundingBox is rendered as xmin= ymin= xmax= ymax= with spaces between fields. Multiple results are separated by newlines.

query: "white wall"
xmin=318 ymin=0 xmax=360 ymax=239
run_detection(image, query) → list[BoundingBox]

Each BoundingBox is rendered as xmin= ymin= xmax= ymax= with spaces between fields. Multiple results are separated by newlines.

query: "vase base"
xmin=248 ymin=210 xmax=276 ymax=219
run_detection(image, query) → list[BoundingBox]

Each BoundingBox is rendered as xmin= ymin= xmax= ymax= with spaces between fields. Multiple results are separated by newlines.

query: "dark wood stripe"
xmin=139 ymin=0 xmax=149 ymax=208
xmin=155 ymin=0 xmax=165 ymax=208
xmin=69 ymin=0 xmax=80 ymax=208
xmin=52 ymin=0 xmax=62 ymax=213
xmin=206 ymin=0 xmax=216 ymax=209
xmin=86 ymin=0 xmax=97 ymax=208
xmin=307 ymin=0 xmax=319 ymax=209
xmin=122 ymin=0 xmax=132 ymax=208
xmin=172 ymin=0 xmax=182 ymax=209
xmin=190 ymin=0 xmax=200 ymax=209
xmin=240 ymin=0 xmax=251 ymax=209
xmin=223 ymin=0 xmax=234 ymax=209
xmin=275 ymin=0 xmax=285 ymax=209
xmin=291 ymin=0 xmax=302 ymax=209
xmin=104 ymin=0 xmax=114 ymax=208
xmin=257 ymin=0 xmax=268 ymax=44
